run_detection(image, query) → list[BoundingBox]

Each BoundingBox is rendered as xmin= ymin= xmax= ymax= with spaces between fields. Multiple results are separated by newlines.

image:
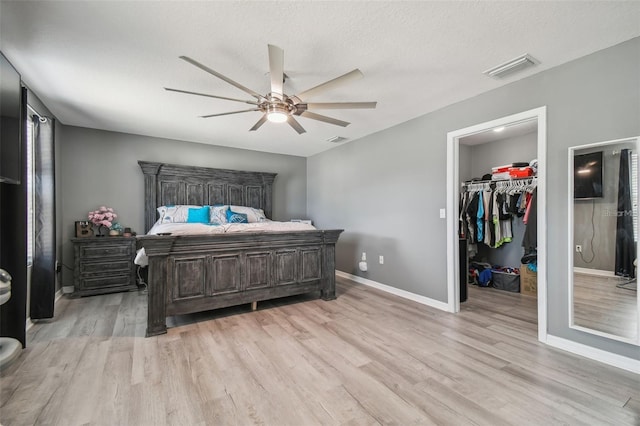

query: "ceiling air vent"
xmin=484 ymin=54 xmax=538 ymax=79
xmin=327 ymin=136 xmax=348 ymax=143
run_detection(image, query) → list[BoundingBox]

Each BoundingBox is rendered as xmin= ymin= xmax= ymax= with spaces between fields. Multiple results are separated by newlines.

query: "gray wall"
xmin=308 ymin=37 xmax=640 ymax=359
xmin=464 ymin=132 xmax=537 ymax=268
xmin=573 ymin=141 xmax=636 ymax=272
xmin=58 ymin=126 xmax=307 ymax=288
xmin=467 ymin=132 xmax=537 ymax=178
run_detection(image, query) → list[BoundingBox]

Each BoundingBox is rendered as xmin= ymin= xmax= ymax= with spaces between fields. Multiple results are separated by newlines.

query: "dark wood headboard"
xmin=139 ymin=161 xmax=277 ymax=232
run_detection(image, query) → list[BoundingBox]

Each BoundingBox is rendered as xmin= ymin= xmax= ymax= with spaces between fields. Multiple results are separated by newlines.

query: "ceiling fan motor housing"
xmin=265 ymin=102 xmax=292 ymax=123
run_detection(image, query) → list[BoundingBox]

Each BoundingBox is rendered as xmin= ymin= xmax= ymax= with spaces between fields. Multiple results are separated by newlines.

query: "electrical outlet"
xmin=379 ymin=255 xmax=384 ymax=264
xmin=575 ymin=245 xmax=582 ymax=253
xmin=362 ymin=252 xmax=366 ymax=261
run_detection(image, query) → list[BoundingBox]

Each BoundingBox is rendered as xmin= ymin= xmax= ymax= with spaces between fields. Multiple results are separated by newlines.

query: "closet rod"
xmin=461 ymin=176 xmax=537 ymax=191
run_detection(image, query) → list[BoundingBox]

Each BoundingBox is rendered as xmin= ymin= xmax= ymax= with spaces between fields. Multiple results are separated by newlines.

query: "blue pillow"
xmin=187 ymin=206 xmax=210 ymax=223
xmin=226 ymin=208 xmax=248 ymax=223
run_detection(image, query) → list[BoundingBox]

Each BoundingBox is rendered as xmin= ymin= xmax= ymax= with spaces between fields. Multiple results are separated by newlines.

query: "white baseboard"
xmin=62 ymin=286 xmax=74 ymax=294
xmin=26 ymin=318 xmax=34 ymax=331
xmin=573 ymin=267 xmax=616 ymax=277
xmin=55 ymin=288 xmax=63 ymax=302
xmin=336 ymin=270 xmax=450 ymax=312
xmin=545 ymin=334 xmax=640 ymax=374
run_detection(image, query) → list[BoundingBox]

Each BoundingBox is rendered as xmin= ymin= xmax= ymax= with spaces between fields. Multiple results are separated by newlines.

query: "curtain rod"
xmin=27 ymin=104 xmax=48 ymax=122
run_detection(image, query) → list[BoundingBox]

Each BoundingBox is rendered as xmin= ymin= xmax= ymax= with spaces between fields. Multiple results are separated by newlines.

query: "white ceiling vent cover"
xmin=327 ymin=136 xmax=348 ymax=143
xmin=484 ymin=54 xmax=539 ymax=79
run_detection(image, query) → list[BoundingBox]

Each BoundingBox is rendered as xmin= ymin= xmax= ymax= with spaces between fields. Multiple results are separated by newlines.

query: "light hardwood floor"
xmin=573 ymin=272 xmax=638 ymax=339
xmin=1 ymin=276 xmax=639 ymax=425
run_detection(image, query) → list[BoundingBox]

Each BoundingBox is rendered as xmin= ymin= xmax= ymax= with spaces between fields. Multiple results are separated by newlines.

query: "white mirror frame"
xmin=568 ymin=136 xmax=640 ymax=345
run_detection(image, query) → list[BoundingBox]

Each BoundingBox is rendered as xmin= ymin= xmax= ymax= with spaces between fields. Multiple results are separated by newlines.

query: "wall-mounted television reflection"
xmin=574 ymin=151 xmax=604 ymax=199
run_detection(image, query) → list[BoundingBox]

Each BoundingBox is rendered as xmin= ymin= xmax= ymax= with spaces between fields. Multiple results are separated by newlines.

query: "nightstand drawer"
xmin=72 ymin=237 xmax=137 ymax=297
xmin=80 ymin=274 xmax=133 ymax=289
xmin=80 ymin=260 xmax=131 ymax=275
xmin=80 ymin=243 xmax=132 ymax=259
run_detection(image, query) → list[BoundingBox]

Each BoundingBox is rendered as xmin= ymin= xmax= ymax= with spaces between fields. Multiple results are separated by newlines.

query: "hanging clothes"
xmin=522 ymin=188 xmax=538 ymax=251
xmin=483 ymin=189 xmax=493 ymax=247
xmin=460 ymin=177 xmax=536 ymax=252
xmin=464 ymin=191 xmax=480 ymax=244
xmin=494 ymin=191 xmax=513 ymax=248
xmin=477 ymin=191 xmax=484 ymax=243
xmin=459 ymin=192 xmax=468 ymax=238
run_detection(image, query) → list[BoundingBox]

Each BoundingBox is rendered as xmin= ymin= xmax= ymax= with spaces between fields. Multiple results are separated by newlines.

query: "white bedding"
xmin=147 ymin=220 xmax=316 ymax=235
xmin=134 ymin=221 xmax=317 ymax=266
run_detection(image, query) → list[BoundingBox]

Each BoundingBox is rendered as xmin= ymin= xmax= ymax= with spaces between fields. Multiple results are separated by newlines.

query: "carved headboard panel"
xmin=138 ymin=161 xmax=277 ymax=232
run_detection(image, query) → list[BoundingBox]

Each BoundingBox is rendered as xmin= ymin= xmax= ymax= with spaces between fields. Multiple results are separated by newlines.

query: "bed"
xmin=136 ymin=161 xmax=343 ymax=337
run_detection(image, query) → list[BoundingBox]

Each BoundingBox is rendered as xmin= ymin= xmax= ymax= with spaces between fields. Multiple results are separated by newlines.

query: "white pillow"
xmin=228 ymin=205 xmax=267 ymax=223
xmin=156 ymin=205 xmax=200 ymax=223
xmin=209 ymin=205 xmax=229 ymax=224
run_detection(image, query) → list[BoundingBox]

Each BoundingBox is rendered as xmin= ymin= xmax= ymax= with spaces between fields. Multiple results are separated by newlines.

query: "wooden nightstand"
xmin=71 ymin=237 xmax=138 ymax=297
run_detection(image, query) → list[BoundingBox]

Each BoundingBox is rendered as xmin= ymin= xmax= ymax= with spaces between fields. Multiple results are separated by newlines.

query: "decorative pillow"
xmin=186 ymin=206 xmax=210 ymax=224
xmin=209 ymin=205 xmax=228 ymax=225
xmin=229 ymin=205 xmax=267 ymax=223
xmin=226 ymin=208 xmax=248 ymax=223
xmin=157 ymin=205 xmax=200 ymax=223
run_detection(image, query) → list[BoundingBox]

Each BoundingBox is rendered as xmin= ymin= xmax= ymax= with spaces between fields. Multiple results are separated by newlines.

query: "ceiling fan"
xmin=165 ymin=44 xmax=377 ymax=134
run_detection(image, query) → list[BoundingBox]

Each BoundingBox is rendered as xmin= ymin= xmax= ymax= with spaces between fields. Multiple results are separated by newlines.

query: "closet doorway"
xmin=446 ymin=107 xmax=548 ymax=343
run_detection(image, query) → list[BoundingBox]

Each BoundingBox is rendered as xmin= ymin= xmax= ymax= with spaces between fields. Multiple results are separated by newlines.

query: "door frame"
xmin=446 ymin=106 xmax=548 ymax=343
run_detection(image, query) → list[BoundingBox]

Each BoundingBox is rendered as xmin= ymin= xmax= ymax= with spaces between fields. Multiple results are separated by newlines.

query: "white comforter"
xmin=147 ymin=220 xmax=316 ymax=235
xmin=134 ymin=221 xmax=317 ymax=266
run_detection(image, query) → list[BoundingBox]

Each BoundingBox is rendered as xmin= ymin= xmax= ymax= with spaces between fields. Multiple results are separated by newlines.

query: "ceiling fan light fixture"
xmin=266 ymin=104 xmax=289 ymax=123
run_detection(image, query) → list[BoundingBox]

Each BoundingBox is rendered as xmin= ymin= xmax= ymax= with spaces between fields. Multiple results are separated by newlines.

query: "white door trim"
xmin=446 ymin=106 xmax=548 ymax=343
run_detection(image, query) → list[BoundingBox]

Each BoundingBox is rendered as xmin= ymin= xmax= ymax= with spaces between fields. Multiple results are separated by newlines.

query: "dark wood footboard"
xmin=138 ymin=229 xmax=342 ymax=337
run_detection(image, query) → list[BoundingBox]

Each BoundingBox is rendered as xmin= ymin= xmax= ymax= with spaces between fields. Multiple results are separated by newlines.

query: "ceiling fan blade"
xmin=249 ymin=114 xmax=268 ymax=131
xmin=305 ymin=101 xmax=377 ymax=110
xmin=293 ymin=69 xmax=364 ymax=102
xmin=164 ymin=87 xmax=260 ymax=105
xmin=300 ymin=111 xmax=350 ymax=127
xmin=200 ymin=108 xmax=261 ymax=118
xmin=287 ymin=116 xmax=306 ymax=134
xmin=268 ymin=44 xmax=285 ymax=98
xmin=179 ymin=56 xmax=263 ymax=100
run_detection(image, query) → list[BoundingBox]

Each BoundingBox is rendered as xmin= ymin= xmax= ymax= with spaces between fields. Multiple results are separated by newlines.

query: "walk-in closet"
xmin=458 ymin=120 xmax=539 ymax=307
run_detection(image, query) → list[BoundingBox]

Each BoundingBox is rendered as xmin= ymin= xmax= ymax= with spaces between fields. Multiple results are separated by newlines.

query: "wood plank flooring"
xmin=1 ymin=276 xmax=639 ymax=425
xmin=573 ymin=272 xmax=638 ymax=339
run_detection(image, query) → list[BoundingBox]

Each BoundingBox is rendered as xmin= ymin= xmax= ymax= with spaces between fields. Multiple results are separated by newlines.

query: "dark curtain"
xmin=30 ymin=115 xmax=56 ymax=319
xmin=615 ymin=148 xmax=635 ymax=278
xmin=0 ymin=87 xmax=28 ymax=347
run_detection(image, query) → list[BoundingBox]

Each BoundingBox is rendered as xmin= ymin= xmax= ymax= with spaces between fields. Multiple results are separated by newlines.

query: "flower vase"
xmin=95 ymin=225 xmax=108 ymax=237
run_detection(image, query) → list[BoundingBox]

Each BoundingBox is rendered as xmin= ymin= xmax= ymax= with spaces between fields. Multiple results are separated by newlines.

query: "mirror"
xmin=570 ymin=136 xmax=640 ymax=344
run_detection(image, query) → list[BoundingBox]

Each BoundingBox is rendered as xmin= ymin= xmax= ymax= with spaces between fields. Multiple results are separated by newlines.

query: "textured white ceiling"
xmin=1 ymin=1 xmax=639 ymax=157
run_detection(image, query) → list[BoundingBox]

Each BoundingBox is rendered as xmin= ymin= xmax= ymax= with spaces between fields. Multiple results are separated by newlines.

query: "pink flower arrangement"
xmin=88 ymin=206 xmax=118 ymax=228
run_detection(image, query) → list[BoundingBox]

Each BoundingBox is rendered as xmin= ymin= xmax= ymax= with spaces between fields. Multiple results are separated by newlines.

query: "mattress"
xmin=134 ymin=221 xmax=317 ymax=266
